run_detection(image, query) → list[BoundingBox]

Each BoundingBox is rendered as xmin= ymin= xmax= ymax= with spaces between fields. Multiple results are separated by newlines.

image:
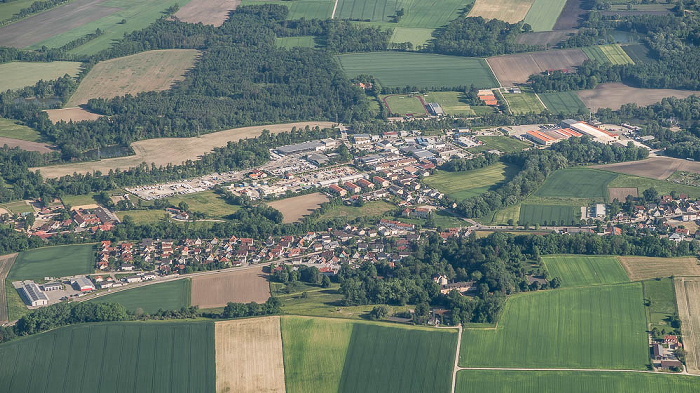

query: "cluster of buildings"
xmin=14 ymin=276 xmax=95 ymax=308
xmin=651 ymin=335 xmax=684 ymax=371
xmin=609 ymin=193 xmax=700 ymax=242
xmin=525 ymin=121 xmax=620 ymax=145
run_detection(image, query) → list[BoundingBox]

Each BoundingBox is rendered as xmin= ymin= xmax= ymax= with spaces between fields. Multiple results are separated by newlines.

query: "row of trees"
xmin=439 ymin=152 xmax=500 ymax=172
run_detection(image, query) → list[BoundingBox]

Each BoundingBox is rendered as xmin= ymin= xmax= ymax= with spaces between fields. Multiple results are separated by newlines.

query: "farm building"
xmin=562 ymin=120 xmax=619 ymax=144
xmin=71 ymin=276 xmax=95 ymax=292
xmin=526 ymin=128 xmax=582 ymax=145
xmin=427 ymin=102 xmax=445 ymax=116
xmin=19 ymin=281 xmax=49 ymax=307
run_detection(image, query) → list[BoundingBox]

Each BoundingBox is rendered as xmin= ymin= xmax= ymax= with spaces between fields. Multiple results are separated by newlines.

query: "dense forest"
xmin=429 ymin=17 xmax=539 ymax=57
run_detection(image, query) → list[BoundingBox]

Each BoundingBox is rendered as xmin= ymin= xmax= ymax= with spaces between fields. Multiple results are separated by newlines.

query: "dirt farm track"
xmin=191 ymin=266 xmax=271 ymax=309
xmin=31 ymin=121 xmax=335 ymax=178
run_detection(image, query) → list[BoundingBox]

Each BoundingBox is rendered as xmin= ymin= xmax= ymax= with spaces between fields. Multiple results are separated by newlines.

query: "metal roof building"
xmin=20 ymin=282 xmax=49 ymax=307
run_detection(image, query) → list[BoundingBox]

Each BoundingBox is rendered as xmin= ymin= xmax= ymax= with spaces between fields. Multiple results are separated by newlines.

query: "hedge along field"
xmin=338 ymin=322 xmax=457 ymax=393
xmin=0 ymin=321 xmax=215 ymax=393
xmin=519 ymin=204 xmax=577 ymax=225
xmin=282 ymin=316 xmax=354 ymax=393
xmin=522 ymin=0 xmax=568 ymax=31
xmin=459 ymin=283 xmax=649 ymax=369
xmin=337 ymin=52 xmax=499 ymax=88
xmin=534 ymin=168 xmax=617 ymax=200
xmin=9 ymin=244 xmax=95 ymax=281
xmin=423 ymin=163 xmax=520 ymax=200
xmin=455 ymin=370 xmax=700 ymax=393
xmin=87 ymin=279 xmax=191 ymax=313
xmin=539 ymin=91 xmax=588 ymax=114
xmin=541 ymin=255 xmax=630 ymax=287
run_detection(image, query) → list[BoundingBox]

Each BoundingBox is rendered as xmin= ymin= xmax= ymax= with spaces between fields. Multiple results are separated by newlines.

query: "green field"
xmin=0 ymin=61 xmax=82 ymax=91
xmin=522 ymin=0 xmax=568 ymax=31
xmin=535 ymin=168 xmax=617 ymax=200
xmin=608 ymin=174 xmax=700 ymax=199
xmin=339 ymin=322 xmax=457 ymax=393
xmin=338 ymin=52 xmax=499 ymax=88
xmin=9 ymin=244 xmax=94 ymax=281
xmin=0 ymin=118 xmax=42 ymax=141
xmin=33 ymin=0 xmax=192 ymax=56
xmin=317 ymin=200 xmax=394 ymax=221
xmin=390 ymin=27 xmax=434 ymax=47
xmin=167 ymin=190 xmax=240 ymax=219
xmin=539 ymin=91 xmax=589 ymax=114
xmin=0 ymin=0 xmax=41 ymax=23
xmin=117 ymin=209 xmax=170 ymax=225
xmin=334 ymin=0 xmax=467 ymax=29
xmin=383 ymin=94 xmax=427 ymax=116
xmin=424 ymin=91 xmax=484 ymax=116
xmin=459 ymin=283 xmax=649 ymax=369
xmin=542 ymin=255 xmax=630 ymax=287
xmin=643 ymin=278 xmax=678 ymax=333
xmin=60 ymin=192 xmax=100 ymax=207
xmin=582 ymin=45 xmax=608 ymax=63
xmin=6 ymin=278 xmax=29 ymax=321
xmin=424 ymin=163 xmax=519 ymax=200
xmin=241 ymin=0 xmax=334 ymax=19
xmin=490 ymin=202 xmax=522 ymax=225
xmin=0 ymin=200 xmax=33 ymax=214
xmin=468 ymin=136 xmax=531 ymax=153
xmin=88 ymin=279 xmax=191 ymax=314
xmin=600 ymin=44 xmax=635 ymax=64
xmin=622 ymin=43 xmax=653 ymax=64
xmin=519 ymin=204 xmax=577 ymax=225
xmin=502 ymin=91 xmax=545 ymax=115
xmin=0 ymin=321 xmax=215 ymax=392
xmin=276 ymin=36 xmax=319 ymax=48
xmin=282 ymin=316 xmax=354 ymax=393
xmin=456 ymin=370 xmax=700 ymax=393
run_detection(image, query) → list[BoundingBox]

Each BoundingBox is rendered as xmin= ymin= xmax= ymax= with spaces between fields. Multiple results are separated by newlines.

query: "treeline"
xmin=0 ymin=0 xmax=67 ymax=27
xmin=455 ymin=137 xmax=649 ymax=218
xmin=439 ymin=152 xmax=500 ymax=172
xmin=429 ymin=17 xmax=539 ymax=57
xmin=219 ymin=297 xmax=281 ymax=318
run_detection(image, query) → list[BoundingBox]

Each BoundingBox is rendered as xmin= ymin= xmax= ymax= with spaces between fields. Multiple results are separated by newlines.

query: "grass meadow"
xmin=423 ymin=163 xmax=519 ymax=200
xmin=317 ymin=200 xmax=394 ymax=221
xmin=0 ymin=200 xmax=33 ymax=214
xmin=522 ymin=0 xmax=568 ymax=31
xmin=0 ymin=118 xmax=42 ymax=141
xmin=519 ymin=204 xmax=577 ymax=225
xmin=503 ymin=91 xmax=545 ymax=115
xmin=539 ymin=91 xmax=588 ymax=114
xmin=383 ymin=95 xmax=427 ymax=116
xmin=241 ymin=0 xmax=334 ymax=19
xmin=0 ymin=0 xmax=39 ymax=23
xmin=535 ymin=168 xmax=617 ymax=200
xmin=167 ymin=190 xmax=240 ymax=219
xmin=643 ymin=278 xmax=679 ymax=333
xmin=608 ymin=174 xmax=700 ymax=199
xmin=469 ymin=136 xmax=531 ymax=153
xmin=0 ymin=321 xmax=215 ymax=392
xmin=338 ymin=52 xmax=499 ymax=88
xmin=456 ymin=370 xmax=700 ymax=393
xmin=459 ymin=283 xmax=649 ymax=369
xmin=424 ymin=91 xmax=484 ymax=116
xmin=390 ymin=27 xmax=434 ymax=47
xmin=583 ymin=44 xmax=635 ymax=65
xmin=0 ymin=61 xmax=82 ymax=92
xmin=88 ymin=279 xmax=191 ymax=313
xmin=334 ymin=0 xmax=467 ymax=29
xmin=9 ymin=244 xmax=95 ymax=281
xmin=541 ymin=255 xmax=629 ymax=287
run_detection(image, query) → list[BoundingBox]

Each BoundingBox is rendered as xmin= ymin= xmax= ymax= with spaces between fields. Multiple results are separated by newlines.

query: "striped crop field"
xmin=519 ymin=204 xmax=577 ymax=225
xmin=539 ymin=91 xmax=589 ymax=114
xmin=541 ymin=255 xmax=630 ymax=287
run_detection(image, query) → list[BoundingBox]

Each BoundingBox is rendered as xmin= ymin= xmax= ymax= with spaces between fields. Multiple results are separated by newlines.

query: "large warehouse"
xmin=19 ymin=281 xmax=49 ymax=307
xmin=562 ymin=120 xmax=619 ymax=144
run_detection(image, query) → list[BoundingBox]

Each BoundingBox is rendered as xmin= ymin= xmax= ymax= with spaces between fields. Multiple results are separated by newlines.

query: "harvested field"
xmin=515 ymin=29 xmax=576 ymax=46
xmin=0 ymin=0 xmax=119 ymax=48
xmin=487 ymin=49 xmax=588 ymax=86
xmin=67 ymin=49 xmax=200 ymax=107
xmin=0 ymin=61 xmax=82 ymax=91
xmin=267 ymin=193 xmax=329 ymax=223
xmin=577 ymin=83 xmax=700 ymax=111
xmin=674 ymin=277 xmax=700 ymax=374
xmin=174 ymin=0 xmax=239 ymax=26
xmin=215 ymin=317 xmax=286 ymax=393
xmin=594 ymin=156 xmax=700 ymax=180
xmin=468 ymin=0 xmax=535 ymax=24
xmin=0 ymin=137 xmax=53 ymax=153
xmin=44 ymin=107 xmax=103 ymax=123
xmin=619 ymin=256 xmax=700 ymax=281
xmin=191 ymin=266 xmax=270 ymax=309
xmin=553 ymin=0 xmax=584 ymax=29
xmin=31 ymin=121 xmax=334 ymax=178
xmin=0 ymin=253 xmax=17 ymax=324
xmin=608 ymin=187 xmax=637 ymax=201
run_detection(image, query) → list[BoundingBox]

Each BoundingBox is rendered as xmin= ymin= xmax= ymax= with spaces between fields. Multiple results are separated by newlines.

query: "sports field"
xmin=502 ymin=91 xmax=545 ymax=115
xmin=618 ymin=256 xmax=700 ymax=281
xmin=282 ymin=316 xmax=354 ymax=393
xmin=66 ymin=49 xmax=199 ymax=107
xmin=334 ymin=0 xmax=466 ymax=29
xmin=643 ymin=278 xmax=678 ymax=333
xmin=339 ymin=322 xmax=457 ymax=393
xmin=276 ymin=36 xmax=318 ymax=48
xmin=0 ymin=61 xmax=82 ymax=92
xmin=0 ymin=321 xmax=215 ymax=392
xmin=674 ymin=277 xmax=700 ymax=374
xmin=9 ymin=244 xmax=95 ymax=281
xmin=535 ymin=168 xmax=616 ymax=199
xmin=468 ymin=0 xmax=535 ymax=24
xmin=455 ymin=370 xmax=700 ymax=393
xmin=542 ymin=255 xmax=629 ymax=287
xmin=424 ymin=91 xmax=480 ymax=116
xmin=539 ymin=91 xmax=588 ymax=114
xmin=241 ymin=0 xmax=334 ymax=19
xmin=0 ymin=118 xmax=42 ymax=142
xmin=382 ymin=95 xmax=427 ymax=116
xmin=459 ymin=283 xmax=649 ymax=369
xmin=338 ymin=52 xmax=499 ymax=89
xmin=522 ymin=0 xmax=569 ymax=31
xmin=519 ymin=204 xmax=576 ymax=225
xmin=88 ymin=279 xmax=191 ymax=313
xmin=469 ymin=136 xmax=531 ymax=153
xmin=423 ymin=163 xmax=519 ymax=200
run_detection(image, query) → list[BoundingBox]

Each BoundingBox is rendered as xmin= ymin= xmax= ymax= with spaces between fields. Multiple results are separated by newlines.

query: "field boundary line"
xmin=456 ymin=367 xmax=681 ymax=374
xmin=331 ymin=0 xmax=339 ymax=18
xmin=451 ymin=324 xmax=462 ymax=393
xmin=484 ymin=58 xmax=502 ymax=87
xmin=533 ymin=92 xmax=547 ymax=111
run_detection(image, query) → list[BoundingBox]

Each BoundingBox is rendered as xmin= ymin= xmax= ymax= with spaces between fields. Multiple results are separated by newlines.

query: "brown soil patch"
xmin=174 ymin=0 xmax=240 ymax=26
xmin=0 ymin=253 xmax=18 ymax=324
xmin=516 ymin=30 xmax=577 ymax=46
xmin=468 ymin=0 xmax=535 ymax=23
xmin=66 ymin=49 xmax=200 ymax=107
xmin=608 ymin=187 xmax=637 ymax=201
xmin=553 ymin=0 xmax=585 ymax=29
xmin=0 ymin=137 xmax=54 ymax=153
xmin=487 ymin=49 xmax=588 ymax=86
xmin=31 ymin=121 xmax=335 ymax=178
xmin=44 ymin=107 xmax=103 ymax=123
xmin=674 ymin=278 xmax=700 ymax=374
xmin=215 ymin=316 xmax=286 ymax=393
xmin=618 ymin=256 xmax=700 ymax=281
xmin=577 ymin=83 xmax=700 ymax=111
xmin=0 ymin=0 xmax=119 ymax=48
xmin=267 ymin=193 xmax=329 ymax=223
xmin=191 ymin=266 xmax=270 ymax=309
xmin=594 ymin=156 xmax=700 ymax=180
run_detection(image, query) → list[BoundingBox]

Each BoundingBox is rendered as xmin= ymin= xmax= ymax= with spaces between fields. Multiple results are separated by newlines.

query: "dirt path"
xmin=0 ymin=253 xmax=18 ymax=325
xmin=451 ymin=324 xmax=463 ymax=393
xmin=331 ymin=0 xmax=339 ymax=18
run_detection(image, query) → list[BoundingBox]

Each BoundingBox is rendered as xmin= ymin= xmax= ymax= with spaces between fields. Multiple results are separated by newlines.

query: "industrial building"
xmin=71 ymin=276 xmax=95 ymax=292
xmin=19 ymin=281 xmax=49 ymax=307
xmin=427 ymin=102 xmax=444 ymax=116
xmin=41 ymin=282 xmax=63 ymax=291
xmin=275 ymin=141 xmax=325 ymax=155
xmin=526 ymin=128 xmax=582 ymax=145
xmin=562 ymin=120 xmax=619 ymax=144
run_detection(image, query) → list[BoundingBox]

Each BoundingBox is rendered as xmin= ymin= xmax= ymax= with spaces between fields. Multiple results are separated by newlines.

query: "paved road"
xmin=0 ymin=253 xmax=18 ymax=325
